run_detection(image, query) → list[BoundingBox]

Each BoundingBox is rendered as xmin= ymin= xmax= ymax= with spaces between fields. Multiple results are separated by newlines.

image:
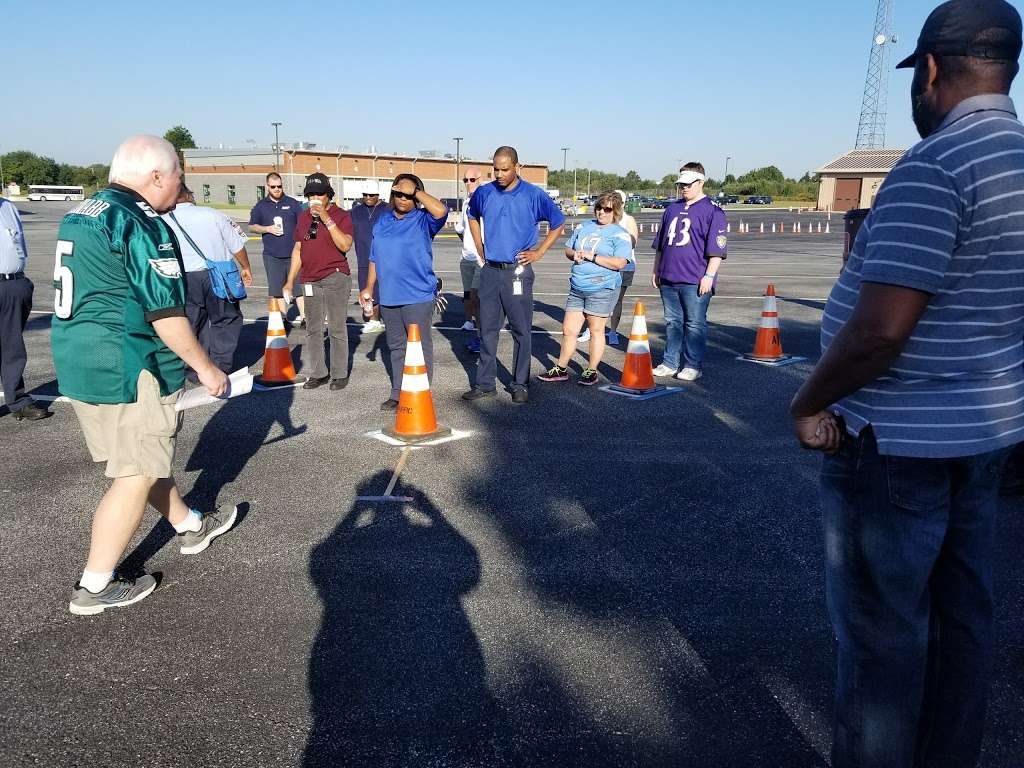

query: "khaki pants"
xmin=71 ymin=370 xmax=182 ymax=479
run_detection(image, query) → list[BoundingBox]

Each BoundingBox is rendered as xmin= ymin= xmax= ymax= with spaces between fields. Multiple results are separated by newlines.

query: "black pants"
xmin=476 ymin=263 xmax=534 ymax=391
xmin=0 ymin=275 xmax=33 ymax=412
xmin=185 ymin=269 xmax=242 ymax=373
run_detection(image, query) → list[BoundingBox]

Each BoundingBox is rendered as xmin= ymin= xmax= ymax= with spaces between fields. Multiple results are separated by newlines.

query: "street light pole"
xmin=272 ymin=122 xmax=282 ymax=169
xmin=453 ymin=136 xmax=463 ymax=210
xmin=724 ymin=156 xmax=731 ymax=186
xmin=587 ymin=165 xmax=592 ymax=197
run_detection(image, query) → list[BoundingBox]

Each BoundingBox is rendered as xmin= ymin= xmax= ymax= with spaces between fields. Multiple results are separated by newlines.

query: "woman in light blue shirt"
xmin=361 ymin=173 xmax=448 ymax=411
xmin=538 ymin=191 xmax=633 ymax=386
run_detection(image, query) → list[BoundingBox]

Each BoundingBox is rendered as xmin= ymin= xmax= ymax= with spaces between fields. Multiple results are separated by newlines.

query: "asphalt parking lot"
xmin=2 ymin=200 xmax=1022 ymax=767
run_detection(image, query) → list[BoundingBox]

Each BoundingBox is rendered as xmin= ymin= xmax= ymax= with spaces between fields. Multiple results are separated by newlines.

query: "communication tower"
xmin=855 ymin=0 xmax=898 ymax=149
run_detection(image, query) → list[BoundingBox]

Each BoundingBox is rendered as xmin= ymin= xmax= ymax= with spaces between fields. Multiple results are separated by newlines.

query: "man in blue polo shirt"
xmin=249 ymin=171 xmax=304 ymax=322
xmin=462 ymin=146 xmax=565 ymax=404
xmin=790 ymin=1 xmax=1024 ymax=764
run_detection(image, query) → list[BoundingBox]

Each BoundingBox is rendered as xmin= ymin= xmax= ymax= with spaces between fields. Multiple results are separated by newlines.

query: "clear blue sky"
xmin=5 ymin=0 xmax=1023 ymax=181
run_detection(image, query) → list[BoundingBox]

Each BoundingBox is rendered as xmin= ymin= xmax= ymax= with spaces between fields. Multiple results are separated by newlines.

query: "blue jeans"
xmin=820 ymin=427 xmax=1012 ymax=768
xmin=659 ymin=282 xmax=711 ymax=370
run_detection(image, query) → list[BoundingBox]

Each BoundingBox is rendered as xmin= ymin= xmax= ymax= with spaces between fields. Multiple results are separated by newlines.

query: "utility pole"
xmin=271 ymin=122 xmax=282 ymax=169
xmin=453 ymin=136 xmax=463 ymax=210
xmin=724 ymin=156 xmax=731 ymax=183
xmin=560 ymin=147 xmax=569 ymax=173
xmin=855 ymin=0 xmax=897 ymax=149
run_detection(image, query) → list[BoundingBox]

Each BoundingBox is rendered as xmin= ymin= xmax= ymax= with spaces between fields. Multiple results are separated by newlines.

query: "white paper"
xmin=175 ymin=368 xmax=254 ymax=411
xmin=303 ymin=283 xmax=314 ymax=297
xmin=282 ymin=288 xmax=293 ymax=308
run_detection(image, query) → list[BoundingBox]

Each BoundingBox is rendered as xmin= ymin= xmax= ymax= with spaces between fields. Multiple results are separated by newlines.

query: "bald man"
xmin=454 ymin=166 xmax=484 ymax=350
xmin=462 ymin=146 xmax=565 ymax=403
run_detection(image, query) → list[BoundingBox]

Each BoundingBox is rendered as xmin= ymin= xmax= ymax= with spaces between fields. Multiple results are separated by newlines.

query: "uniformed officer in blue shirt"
xmin=0 ymin=193 xmax=50 ymax=420
xmin=462 ymin=146 xmax=565 ymax=404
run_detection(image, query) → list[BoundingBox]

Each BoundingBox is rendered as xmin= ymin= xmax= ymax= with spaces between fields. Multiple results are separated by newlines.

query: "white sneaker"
xmin=578 ymin=328 xmax=591 ymax=343
xmin=461 ymin=320 xmax=475 ymax=331
xmin=676 ymin=367 xmax=702 ymax=381
xmin=362 ymin=319 xmax=385 ymax=334
xmin=652 ymin=364 xmax=677 ymax=377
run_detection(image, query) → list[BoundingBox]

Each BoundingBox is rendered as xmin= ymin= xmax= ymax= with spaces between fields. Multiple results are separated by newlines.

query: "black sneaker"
xmin=538 ymin=365 xmax=569 ymax=382
xmin=330 ymin=377 xmax=349 ymax=390
xmin=303 ymin=375 xmax=329 ymax=390
xmin=577 ymin=368 xmax=599 ymax=386
xmin=380 ymin=398 xmax=399 ymax=411
xmin=511 ymin=388 xmax=529 ymax=404
xmin=461 ymin=387 xmax=496 ymax=401
xmin=69 ymin=574 xmax=158 ymax=616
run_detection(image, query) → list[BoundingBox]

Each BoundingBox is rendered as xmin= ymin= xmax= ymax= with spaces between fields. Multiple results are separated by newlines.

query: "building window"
xmin=202 ymin=184 xmax=210 ymax=203
xmin=227 ymin=185 xmax=236 ymax=205
xmin=256 ymin=185 xmax=266 ymax=201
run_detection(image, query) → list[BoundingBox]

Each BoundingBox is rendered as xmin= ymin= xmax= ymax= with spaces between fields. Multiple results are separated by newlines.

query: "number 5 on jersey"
xmin=54 ymin=240 xmax=74 ymax=319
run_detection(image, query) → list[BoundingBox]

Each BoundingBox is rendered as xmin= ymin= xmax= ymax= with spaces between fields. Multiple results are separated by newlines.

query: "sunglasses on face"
xmin=677 ymin=181 xmax=698 ymax=189
xmin=463 ymin=177 xmax=477 ymax=183
xmin=268 ymin=184 xmax=282 ymax=189
xmin=363 ymin=192 xmax=379 ymax=197
xmin=391 ymin=190 xmax=416 ymax=201
xmin=596 ymin=206 xmax=614 ymax=213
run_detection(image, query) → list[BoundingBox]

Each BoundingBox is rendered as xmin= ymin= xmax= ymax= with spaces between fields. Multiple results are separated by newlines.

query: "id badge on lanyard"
xmin=513 ymin=264 xmax=524 ymax=296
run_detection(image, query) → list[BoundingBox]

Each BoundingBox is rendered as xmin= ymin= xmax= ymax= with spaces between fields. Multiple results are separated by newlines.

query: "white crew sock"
xmin=173 ymin=509 xmax=203 ymax=534
xmin=80 ymin=569 xmax=114 ymax=594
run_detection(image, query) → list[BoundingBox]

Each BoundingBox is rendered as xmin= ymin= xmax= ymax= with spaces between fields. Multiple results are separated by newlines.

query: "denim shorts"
xmin=565 ymin=285 xmax=618 ymax=317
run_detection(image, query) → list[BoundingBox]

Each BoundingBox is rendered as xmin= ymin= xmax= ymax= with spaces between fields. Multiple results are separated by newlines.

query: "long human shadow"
xmin=304 ymin=474 xmax=502 ymax=766
xmin=450 ymin=314 xmax=838 ymax=765
xmin=184 ymin=385 xmax=305 ymax=510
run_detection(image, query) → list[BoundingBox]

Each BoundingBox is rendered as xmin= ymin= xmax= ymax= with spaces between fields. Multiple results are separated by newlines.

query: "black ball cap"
xmin=303 ymin=172 xmax=333 ymax=197
xmin=896 ymin=0 xmax=1022 ymax=68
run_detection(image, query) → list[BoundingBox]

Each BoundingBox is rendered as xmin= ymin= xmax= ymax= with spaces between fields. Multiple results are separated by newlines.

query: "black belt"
xmin=0 ymin=271 xmax=24 ymax=280
xmin=485 ymin=260 xmax=516 ymax=270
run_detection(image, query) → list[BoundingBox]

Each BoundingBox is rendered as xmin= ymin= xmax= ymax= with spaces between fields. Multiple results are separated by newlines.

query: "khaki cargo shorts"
xmin=70 ymin=370 xmax=183 ymax=479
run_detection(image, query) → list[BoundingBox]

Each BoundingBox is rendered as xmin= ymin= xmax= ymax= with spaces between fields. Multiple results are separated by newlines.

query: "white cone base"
xmin=382 ymin=424 xmax=452 ymax=444
xmin=736 ymin=354 xmax=806 ymax=367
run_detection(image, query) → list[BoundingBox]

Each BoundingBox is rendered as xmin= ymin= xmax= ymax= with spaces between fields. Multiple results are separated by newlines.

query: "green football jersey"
xmin=51 ymin=185 xmax=187 ymax=403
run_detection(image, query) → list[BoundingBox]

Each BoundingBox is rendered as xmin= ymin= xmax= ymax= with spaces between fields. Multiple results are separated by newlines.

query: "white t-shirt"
xmin=162 ymin=202 xmax=248 ymax=273
xmin=618 ymin=212 xmax=639 ymax=272
xmin=454 ymin=204 xmax=483 ymax=262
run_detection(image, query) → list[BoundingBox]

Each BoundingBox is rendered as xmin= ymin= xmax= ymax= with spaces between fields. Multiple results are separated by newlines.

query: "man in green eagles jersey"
xmin=52 ymin=135 xmax=237 ymax=615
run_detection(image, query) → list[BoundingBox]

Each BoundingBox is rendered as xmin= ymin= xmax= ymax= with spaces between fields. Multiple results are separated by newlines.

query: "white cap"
xmin=361 ymin=181 xmax=380 ymax=195
xmin=614 ymin=189 xmax=627 ymax=204
xmin=676 ymin=170 xmax=705 ymax=185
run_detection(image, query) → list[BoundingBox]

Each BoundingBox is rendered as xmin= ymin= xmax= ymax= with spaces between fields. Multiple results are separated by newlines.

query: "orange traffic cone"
xmin=256 ymin=300 xmax=304 ymax=387
xmin=609 ymin=302 xmax=662 ymax=395
xmin=383 ymin=323 xmax=451 ymax=444
xmin=743 ymin=285 xmax=791 ymax=362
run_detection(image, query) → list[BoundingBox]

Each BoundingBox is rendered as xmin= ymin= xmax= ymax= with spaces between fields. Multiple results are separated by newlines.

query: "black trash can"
xmin=842 ymin=208 xmax=870 ymax=270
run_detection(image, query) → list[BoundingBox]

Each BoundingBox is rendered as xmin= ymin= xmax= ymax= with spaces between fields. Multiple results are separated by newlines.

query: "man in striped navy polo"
xmin=789 ymin=1 xmax=1024 ymax=765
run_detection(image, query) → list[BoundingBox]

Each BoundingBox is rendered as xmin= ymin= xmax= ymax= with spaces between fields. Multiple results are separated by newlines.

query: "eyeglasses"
xmin=676 ymin=180 xmax=699 ymax=189
xmin=268 ymin=184 xmax=282 ymax=189
xmin=304 ymin=219 xmax=319 ymax=240
xmin=596 ymin=206 xmax=614 ymax=213
xmin=463 ymin=177 xmax=477 ymax=183
xmin=391 ymin=190 xmax=416 ymax=201
xmin=363 ymin=192 xmax=379 ymax=197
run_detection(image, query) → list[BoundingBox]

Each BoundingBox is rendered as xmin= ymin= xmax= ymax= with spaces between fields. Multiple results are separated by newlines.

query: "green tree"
xmin=1 ymin=151 xmax=60 ymax=185
xmin=622 ymin=170 xmax=643 ymax=190
xmin=164 ymin=125 xmax=196 ymax=166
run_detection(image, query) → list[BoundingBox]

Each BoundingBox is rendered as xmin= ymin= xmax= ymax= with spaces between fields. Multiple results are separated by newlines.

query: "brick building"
xmin=183 ymin=147 xmax=549 ymax=209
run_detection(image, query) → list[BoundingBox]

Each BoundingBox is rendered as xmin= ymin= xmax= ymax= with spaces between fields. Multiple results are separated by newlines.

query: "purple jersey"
xmin=652 ymin=197 xmax=728 ymax=283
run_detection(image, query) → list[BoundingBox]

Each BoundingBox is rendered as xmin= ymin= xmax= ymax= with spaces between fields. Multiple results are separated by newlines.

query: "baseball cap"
xmin=896 ymin=0 xmax=1022 ymax=69
xmin=303 ymin=172 xmax=333 ymax=197
xmin=361 ymin=181 xmax=380 ymax=196
xmin=676 ymin=170 xmax=706 ymax=185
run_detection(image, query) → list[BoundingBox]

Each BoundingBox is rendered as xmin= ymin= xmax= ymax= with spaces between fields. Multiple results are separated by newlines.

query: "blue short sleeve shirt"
xmin=467 ymin=179 xmax=565 ymax=263
xmin=369 ymin=206 xmax=449 ymax=306
xmin=249 ymin=194 xmax=302 ymax=259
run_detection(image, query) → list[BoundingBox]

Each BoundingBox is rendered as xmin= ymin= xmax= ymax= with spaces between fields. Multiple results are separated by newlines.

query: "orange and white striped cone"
xmin=608 ymin=302 xmax=662 ymax=395
xmin=743 ymin=284 xmax=791 ymax=362
xmin=383 ymin=323 xmax=451 ymax=444
xmin=256 ymin=300 xmax=304 ymax=387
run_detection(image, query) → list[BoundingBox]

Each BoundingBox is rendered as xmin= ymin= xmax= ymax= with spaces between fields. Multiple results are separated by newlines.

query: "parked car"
xmin=649 ymin=199 xmax=671 ymax=209
xmin=743 ymin=195 xmax=773 ymax=205
xmin=713 ymin=194 xmax=738 ymax=205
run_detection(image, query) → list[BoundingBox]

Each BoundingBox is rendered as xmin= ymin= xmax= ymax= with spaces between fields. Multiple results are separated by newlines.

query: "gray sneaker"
xmin=179 ymin=505 xmax=238 ymax=555
xmin=69 ymin=574 xmax=157 ymax=616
